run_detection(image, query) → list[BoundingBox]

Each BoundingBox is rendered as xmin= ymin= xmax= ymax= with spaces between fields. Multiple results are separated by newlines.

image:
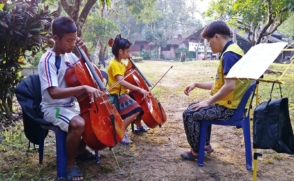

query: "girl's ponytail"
xmin=112 ymin=34 xmax=132 ymax=58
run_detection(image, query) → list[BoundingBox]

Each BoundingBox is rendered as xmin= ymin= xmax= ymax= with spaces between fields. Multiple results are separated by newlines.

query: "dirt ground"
xmin=1 ymin=61 xmax=294 ymax=181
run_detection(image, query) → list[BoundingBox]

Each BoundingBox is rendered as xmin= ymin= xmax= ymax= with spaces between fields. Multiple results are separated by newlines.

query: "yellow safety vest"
xmin=211 ymin=44 xmax=251 ymax=109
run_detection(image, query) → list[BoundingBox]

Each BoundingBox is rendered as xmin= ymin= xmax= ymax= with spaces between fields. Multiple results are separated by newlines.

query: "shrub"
xmin=140 ymin=49 xmax=151 ymax=60
xmin=177 ymin=48 xmax=195 ymax=59
xmin=0 ymin=1 xmax=53 ymax=118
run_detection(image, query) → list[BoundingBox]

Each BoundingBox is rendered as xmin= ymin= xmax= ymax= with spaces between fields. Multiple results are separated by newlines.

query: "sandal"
xmin=120 ymin=135 xmax=133 ymax=145
xmin=205 ymin=144 xmax=214 ymax=154
xmin=134 ymin=125 xmax=150 ymax=134
xmin=180 ymin=149 xmax=207 ymax=160
xmin=76 ymin=149 xmax=96 ymax=161
xmin=66 ymin=166 xmax=83 ymax=181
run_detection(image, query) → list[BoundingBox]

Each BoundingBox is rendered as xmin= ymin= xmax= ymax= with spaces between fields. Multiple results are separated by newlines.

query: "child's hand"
xmin=139 ymin=88 xmax=148 ymax=100
xmin=76 ymin=37 xmax=90 ymax=59
xmin=184 ymin=83 xmax=196 ymax=96
xmin=84 ymin=85 xmax=103 ymax=103
xmin=76 ymin=37 xmax=86 ymax=48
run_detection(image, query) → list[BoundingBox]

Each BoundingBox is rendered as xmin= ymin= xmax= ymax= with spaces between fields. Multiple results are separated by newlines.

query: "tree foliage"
xmin=0 ymin=0 xmax=53 ymax=117
xmin=54 ymin=0 xmax=203 ymax=61
xmin=124 ymin=0 xmax=158 ymax=22
xmin=58 ymin=0 xmax=111 ymax=37
xmin=83 ymin=12 xmax=119 ymax=62
xmin=142 ymin=0 xmax=202 ymax=58
xmin=83 ymin=15 xmax=119 ymax=47
xmin=278 ymin=12 xmax=294 ymax=41
xmin=206 ymin=0 xmax=294 ymax=45
xmin=82 ymin=0 xmax=159 ymax=62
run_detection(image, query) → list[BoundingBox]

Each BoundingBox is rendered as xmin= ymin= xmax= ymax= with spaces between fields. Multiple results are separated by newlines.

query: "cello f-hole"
xmin=93 ymin=102 xmax=99 ymax=114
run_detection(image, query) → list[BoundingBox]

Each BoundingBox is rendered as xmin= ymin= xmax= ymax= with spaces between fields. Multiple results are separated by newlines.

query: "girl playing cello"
xmin=107 ymin=34 xmax=150 ymax=145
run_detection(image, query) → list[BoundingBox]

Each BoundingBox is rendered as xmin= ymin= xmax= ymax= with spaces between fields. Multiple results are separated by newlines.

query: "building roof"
xmin=185 ymin=28 xmax=203 ymax=40
xmin=130 ymin=27 xmax=203 ymax=46
xmin=166 ymin=37 xmax=183 ymax=45
xmin=148 ymin=28 xmax=202 ymax=46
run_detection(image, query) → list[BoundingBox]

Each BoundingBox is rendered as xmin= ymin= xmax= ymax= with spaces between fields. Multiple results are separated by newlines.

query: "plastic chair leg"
xmin=95 ymin=151 xmax=100 ymax=164
xmin=242 ymin=119 xmax=252 ymax=170
xmin=206 ymin=125 xmax=212 ymax=143
xmin=198 ymin=122 xmax=208 ymax=167
xmin=44 ymin=126 xmax=100 ymax=179
xmin=131 ymin=122 xmax=135 ymax=132
xmin=50 ymin=126 xmax=67 ymax=179
xmin=38 ymin=128 xmax=45 ymax=164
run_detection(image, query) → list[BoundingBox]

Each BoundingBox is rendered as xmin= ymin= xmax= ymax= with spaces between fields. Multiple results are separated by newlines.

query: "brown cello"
xmin=108 ymin=39 xmax=167 ymax=128
xmin=65 ymin=44 xmax=124 ymax=150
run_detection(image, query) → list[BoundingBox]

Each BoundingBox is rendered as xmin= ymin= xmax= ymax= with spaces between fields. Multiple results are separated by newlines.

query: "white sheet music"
xmin=226 ymin=42 xmax=288 ymax=79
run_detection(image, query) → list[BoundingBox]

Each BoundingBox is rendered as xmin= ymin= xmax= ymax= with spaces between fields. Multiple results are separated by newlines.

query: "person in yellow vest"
xmin=180 ymin=20 xmax=251 ymax=160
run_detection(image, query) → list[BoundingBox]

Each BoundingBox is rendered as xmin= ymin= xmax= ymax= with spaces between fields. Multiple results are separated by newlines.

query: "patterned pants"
xmin=182 ymin=102 xmax=235 ymax=153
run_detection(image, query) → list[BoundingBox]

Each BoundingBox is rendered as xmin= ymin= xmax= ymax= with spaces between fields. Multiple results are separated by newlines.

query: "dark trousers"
xmin=182 ymin=102 xmax=235 ymax=152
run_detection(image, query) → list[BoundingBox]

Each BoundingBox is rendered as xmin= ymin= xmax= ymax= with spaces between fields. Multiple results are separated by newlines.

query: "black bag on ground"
xmin=253 ymin=82 xmax=294 ymax=154
xmin=15 ymin=74 xmax=49 ymax=145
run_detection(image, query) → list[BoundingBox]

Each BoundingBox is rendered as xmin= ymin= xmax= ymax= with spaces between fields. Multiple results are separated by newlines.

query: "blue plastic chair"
xmin=16 ymin=74 xmax=99 ymax=179
xmin=38 ymin=124 xmax=67 ymax=179
xmin=38 ymin=124 xmax=100 ymax=179
xmin=198 ymin=81 xmax=256 ymax=170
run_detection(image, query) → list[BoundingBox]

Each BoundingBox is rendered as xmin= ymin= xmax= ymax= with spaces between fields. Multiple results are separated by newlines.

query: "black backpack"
xmin=15 ymin=74 xmax=51 ymax=145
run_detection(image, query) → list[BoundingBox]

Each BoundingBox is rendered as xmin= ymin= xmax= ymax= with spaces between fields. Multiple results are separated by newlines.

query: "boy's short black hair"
xmin=112 ymin=34 xmax=132 ymax=58
xmin=201 ymin=20 xmax=231 ymax=39
xmin=52 ymin=16 xmax=77 ymax=39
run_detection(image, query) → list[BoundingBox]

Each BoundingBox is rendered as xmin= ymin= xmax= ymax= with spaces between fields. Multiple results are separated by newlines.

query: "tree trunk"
xmin=180 ymin=52 xmax=186 ymax=62
xmin=54 ymin=1 xmax=63 ymax=18
xmin=203 ymin=39 xmax=207 ymax=60
xmin=98 ymin=40 xmax=106 ymax=63
xmin=60 ymin=0 xmax=99 ymax=57
xmin=0 ymin=97 xmax=10 ymax=117
xmin=195 ymin=42 xmax=200 ymax=60
xmin=60 ymin=0 xmax=97 ymax=37
xmin=158 ymin=46 xmax=161 ymax=59
xmin=233 ymin=28 xmax=237 ymax=43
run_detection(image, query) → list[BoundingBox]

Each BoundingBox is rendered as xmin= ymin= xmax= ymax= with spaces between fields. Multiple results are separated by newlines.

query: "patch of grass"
xmin=264 ymin=158 xmax=274 ymax=164
xmin=0 ymin=121 xmax=58 ymax=180
xmin=273 ymin=153 xmax=283 ymax=161
xmin=100 ymin=165 xmax=115 ymax=173
xmin=234 ymin=128 xmax=243 ymax=135
xmin=1 ymin=124 xmax=26 ymax=148
xmin=155 ymin=137 xmax=169 ymax=144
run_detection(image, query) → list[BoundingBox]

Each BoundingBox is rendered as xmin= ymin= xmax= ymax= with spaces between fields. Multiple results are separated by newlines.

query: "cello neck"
xmin=76 ymin=45 xmax=106 ymax=91
xmin=128 ymin=58 xmax=152 ymax=87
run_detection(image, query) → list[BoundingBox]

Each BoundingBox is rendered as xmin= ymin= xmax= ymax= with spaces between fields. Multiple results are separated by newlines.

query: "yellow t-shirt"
xmin=107 ymin=59 xmax=129 ymax=95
